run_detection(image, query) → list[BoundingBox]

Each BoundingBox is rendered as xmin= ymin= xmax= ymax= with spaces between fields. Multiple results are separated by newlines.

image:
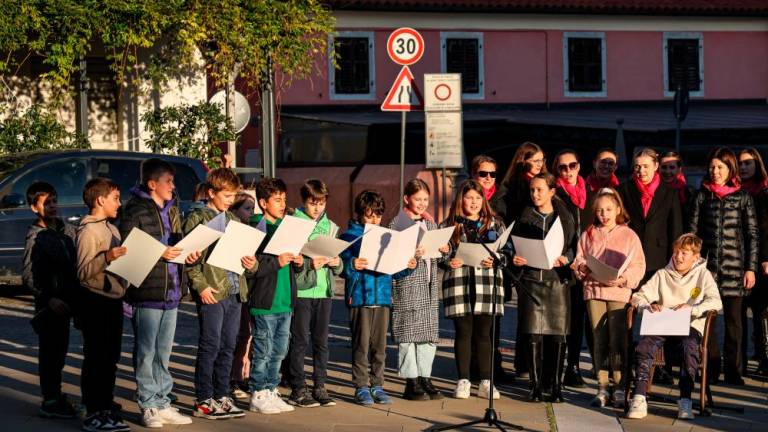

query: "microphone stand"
xmin=433 ymin=241 xmax=526 ymax=432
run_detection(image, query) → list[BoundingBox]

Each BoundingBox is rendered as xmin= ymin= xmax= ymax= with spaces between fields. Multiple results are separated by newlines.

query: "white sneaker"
xmin=249 ymin=389 xmax=280 ymax=414
xmin=613 ymin=389 xmax=626 ymax=408
xmin=677 ymin=398 xmax=695 ymax=420
xmin=626 ymin=395 xmax=647 ymax=419
xmin=454 ymin=379 xmax=471 ymax=399
xmin=270 ymin=389 xmax=295 ymax=412
xmin=141 ymin=408 xmax=164 ymax=428
xmin=157 ymin=406 xmax=192 ymax=425
xmin=477 ymin=380 xmax=500 ymax=400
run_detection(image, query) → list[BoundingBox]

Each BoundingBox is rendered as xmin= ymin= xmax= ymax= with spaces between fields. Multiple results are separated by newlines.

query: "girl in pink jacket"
xmin=571 ymin=188 xmax=646 ymax=408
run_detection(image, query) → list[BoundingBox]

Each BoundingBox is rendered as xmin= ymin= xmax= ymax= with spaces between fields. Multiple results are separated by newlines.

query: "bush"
xmin=0 ymin=105 xmax=89 ymax=154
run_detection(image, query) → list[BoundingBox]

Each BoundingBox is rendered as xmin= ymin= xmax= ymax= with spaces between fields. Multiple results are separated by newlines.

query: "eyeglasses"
xmin=476 ymin=170 xmax=496 ymax=178
xmin=557 ymin=162 xmax=579 ymax=172
xmin=528 ymin=158 xmax=546 ymax=166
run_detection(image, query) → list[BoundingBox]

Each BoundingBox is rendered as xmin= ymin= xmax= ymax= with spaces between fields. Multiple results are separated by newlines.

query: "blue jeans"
xmin=195 ymin=294 xmax=241 ymax=401
xmin=133 ymin=307 xmax=177 ymax=409
xmin=249 ymin=312 xmax=291 ymax=392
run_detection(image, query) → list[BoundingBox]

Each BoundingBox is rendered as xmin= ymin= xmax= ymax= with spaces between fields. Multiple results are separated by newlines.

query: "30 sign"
xmin=386 ymin=27 xmax=425 ymax=66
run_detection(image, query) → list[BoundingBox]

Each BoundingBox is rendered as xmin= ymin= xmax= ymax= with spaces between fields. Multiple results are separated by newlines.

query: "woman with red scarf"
xmin=552 ymin=150 xmax=596 ymax=389
xmin=689 ymin=147 xmax=758 ymax=385
xmin=739 ymin=148 xmax=768 ymax=376
xmin=659 ymin=151 xmax=696 ymax=220
xmin=586 ymin=148 xmax=620 ymax=193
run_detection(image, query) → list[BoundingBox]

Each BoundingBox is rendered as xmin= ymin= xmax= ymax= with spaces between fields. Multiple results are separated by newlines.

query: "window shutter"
xmin=567 ymin=38 xmax=603 ymax=92
xmin=446 ymin=38 xmax=480 ymax=94
xmin=334 ymin=37 xmax=370 ymax=94
xmin=667 ymin=39 xmax=700 ymax=92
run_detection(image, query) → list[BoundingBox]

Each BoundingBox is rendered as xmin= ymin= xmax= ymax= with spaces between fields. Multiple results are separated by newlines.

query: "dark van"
xmin=0 ymin=150 xmax=207 ymax=285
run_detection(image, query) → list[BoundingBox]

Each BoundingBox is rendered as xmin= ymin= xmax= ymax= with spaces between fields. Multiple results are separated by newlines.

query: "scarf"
xmin=404 ymin=207 xmax=434 ymax=223
xmin=703 ymin=180 xmax=741 ymax=200
xmin=556 ymin=175 xmax=587 ymax=209
xmin=666 ymin=173 xmax=688 ymax=205
xmin=524 ymin=171 xmax=535 ymax=183
xmin=633 ymin=172 xmax=661 ymax=218
xmin=741 ymin=177 xmax=768 ymax=197
xmin=586 ymin=172 xmax=619 ymax=192
xmin=483 ymin=184 xmax=497 ymax=201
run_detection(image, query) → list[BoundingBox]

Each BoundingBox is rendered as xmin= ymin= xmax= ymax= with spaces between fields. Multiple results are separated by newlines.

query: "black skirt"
xmin=518 ymin=275 xmax=570 ymax=336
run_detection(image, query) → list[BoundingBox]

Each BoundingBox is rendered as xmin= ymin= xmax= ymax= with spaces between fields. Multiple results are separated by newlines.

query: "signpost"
xmin=382 ymin=28 xmax=425 ymax=209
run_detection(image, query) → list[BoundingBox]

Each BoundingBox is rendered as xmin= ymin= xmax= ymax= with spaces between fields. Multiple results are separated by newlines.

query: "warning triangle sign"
xmin=381 ymin=66 xmax=424 ymax=112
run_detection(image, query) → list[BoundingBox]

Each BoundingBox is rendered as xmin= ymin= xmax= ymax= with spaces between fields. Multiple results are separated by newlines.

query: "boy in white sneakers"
xmin=627 ymin=234 xmax=722 ymax=420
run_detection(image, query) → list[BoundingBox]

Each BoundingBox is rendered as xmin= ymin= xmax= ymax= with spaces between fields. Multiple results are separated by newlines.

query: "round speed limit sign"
xmin=387 ymin=28 xmax=425 ymax=66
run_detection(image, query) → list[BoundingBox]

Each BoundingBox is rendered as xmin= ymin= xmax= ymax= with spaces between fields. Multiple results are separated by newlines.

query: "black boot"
xmin=548 ymin=342 xmax=567 ymax=403
xmin=527 ymin=341 xmax=543 ymax=402
xmin=563 ymin=364 xmax=585 ymax=388
xmin=419 ymin=377 xmax=445 ymax=400
xmin=403 ymin=378 xmax=430 ymax=401
xmin=759 ymin=312 xmax=768 ymax=376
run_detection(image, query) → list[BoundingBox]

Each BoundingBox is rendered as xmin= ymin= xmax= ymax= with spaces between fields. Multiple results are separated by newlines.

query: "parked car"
xmin=0 ymin=150 xmax=207 ymax=285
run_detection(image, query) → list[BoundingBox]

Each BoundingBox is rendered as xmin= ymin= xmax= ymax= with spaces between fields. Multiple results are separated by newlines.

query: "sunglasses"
xmin=557 ymin=162 xmax=580 ymax=172
xmin=476 ymin=170 xmax=496 ymax=178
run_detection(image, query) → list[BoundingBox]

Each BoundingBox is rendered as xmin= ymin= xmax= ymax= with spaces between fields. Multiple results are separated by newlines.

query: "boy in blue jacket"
xmin=340 ymin=190 xmax=416 ymax=406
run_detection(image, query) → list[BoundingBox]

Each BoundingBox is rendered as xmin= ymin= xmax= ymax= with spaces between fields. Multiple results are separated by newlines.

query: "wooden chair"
xmin=624 ymin=305 xmax=718 ymax=416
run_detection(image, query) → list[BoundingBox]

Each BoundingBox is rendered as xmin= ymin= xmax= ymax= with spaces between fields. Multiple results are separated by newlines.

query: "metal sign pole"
xmin=400 ymin=111 xmax=406 ymax=210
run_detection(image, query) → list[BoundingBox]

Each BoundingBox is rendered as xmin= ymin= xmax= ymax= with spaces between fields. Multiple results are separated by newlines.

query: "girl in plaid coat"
xmin=440 ymin=179 xmax=509 ymax=400
xmin=389 ymin=179 xmax=451 ymax=401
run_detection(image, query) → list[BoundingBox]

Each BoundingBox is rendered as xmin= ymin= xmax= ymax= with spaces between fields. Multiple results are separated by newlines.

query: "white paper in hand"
xmin=455 ymin=242 xmax=495 ymax=268
xmin=206 ymin=211 xmax=227 ymax=232
xmin=639 ymin=307 xmax=691 ymax=336
xmin=170 ymin=224 xmax=223 ymax=264
xmin=419 ymin=226 xmax=455 ymax=259
xmin=263 ymin=215 xmax=316 ymax=256
xmin=106 ymin=228 xmax=166 ymax=287
xmin=586 ymin=251 xmax=633 ymax=284
xmin=207 ymin=220 xmax=266 ymax=274
xmin=511 ymin=217 xmax=564 ymax=269
xmin=359 ymin=224 xmax=420 ymax=275
xmin=301 ymin=236 xmax=353 ymax=259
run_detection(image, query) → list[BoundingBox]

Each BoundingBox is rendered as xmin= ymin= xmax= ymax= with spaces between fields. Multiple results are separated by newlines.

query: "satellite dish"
xmin=209 ymin=90 xmax=251 ymax=133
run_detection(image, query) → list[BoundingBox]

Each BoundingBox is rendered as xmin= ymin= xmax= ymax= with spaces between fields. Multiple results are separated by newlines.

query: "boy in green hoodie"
xmin=287 ymin=179 xmax=343 ymax=407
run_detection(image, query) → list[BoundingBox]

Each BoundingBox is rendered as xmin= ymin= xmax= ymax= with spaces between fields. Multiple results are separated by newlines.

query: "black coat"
xmin=119 ymin=193 xmax=187 ymax=303
xmin=617 ymin=180 xmax=683 ymax=274
xmin=755 ymin=190 xmax=768 ymax=263
xmin=555 ymin=186 xmax=597 ymax=234
xmin=499 ymin=176 xmax=532 ymax=225
xmin=688 ymin=188 xmax=758 ymax=297
xmin=489 ymin=183 xmax=508 ymax=222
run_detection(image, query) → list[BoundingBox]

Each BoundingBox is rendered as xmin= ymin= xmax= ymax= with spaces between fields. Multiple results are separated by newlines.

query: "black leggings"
xmin=454 ymin=314 xmax=494 ymax=380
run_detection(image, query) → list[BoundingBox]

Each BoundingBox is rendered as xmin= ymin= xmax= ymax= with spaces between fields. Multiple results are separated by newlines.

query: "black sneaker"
xmin=313 ymin=386 xmax=336 ymax=407
xmin=39 ymin=395 xmax=77 ymax=419
xmin=288 ymin=387 xmax=320 ymax=408
xmin=82 ymin=410 xmax=130 ymax=432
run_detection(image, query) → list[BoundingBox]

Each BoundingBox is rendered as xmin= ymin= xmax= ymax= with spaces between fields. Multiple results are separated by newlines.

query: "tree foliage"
xmin=0 ymin=105 xmax=89 ymax=155
xmin=141 ymin=102 xmax=236 ymax=169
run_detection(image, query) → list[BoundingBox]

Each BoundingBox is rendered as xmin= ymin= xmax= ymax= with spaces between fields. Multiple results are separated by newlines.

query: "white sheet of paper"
xmin=170 ymin=224 xmax=224 ymax=264
xmin=263 ymin=215 xmax=316 ymax=256
xmin=359 ymin=224 xmax=420 ymax=275
xmin=586 ymin=251 xmax=632 ymax=284
xmin=301 ymin=236 xmax=353 ymax=259
xmin=206 ymin=220 xmax=266 ymax=274
xmin=106 ymin=228 xmax=166 ymax=287
xmin=455 ymin=242 xmax=496 ymax=268
xmin=493 ymin=223 xmax=515 ymax=251
xmin=511 ymin=217 xmax=564 ymax=270
xmin=206 ymin=211 xmax=227 ymax=231
xmin=640 ymin=307 xmax=691 ymax=336
xmin=419 ymin=226 xmax=455 ymax=259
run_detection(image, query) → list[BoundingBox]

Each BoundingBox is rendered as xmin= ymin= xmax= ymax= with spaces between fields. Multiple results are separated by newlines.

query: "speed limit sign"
xmin=387 ymin=28 xmax=425 ymax=66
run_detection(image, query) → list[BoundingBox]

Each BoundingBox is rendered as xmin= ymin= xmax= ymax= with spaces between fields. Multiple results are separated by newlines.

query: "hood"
xmin=26 ymin=223 xmax=45 ymax=241
xmin=664 ymin=256 xmax=709 ymax=283
xmin=130 ymin=185 xmax=176 ymax=210
xmin=345 ymin=219 xmax=364 ymax=236
xmin=79 ymin=214 xmax=109 ymax=226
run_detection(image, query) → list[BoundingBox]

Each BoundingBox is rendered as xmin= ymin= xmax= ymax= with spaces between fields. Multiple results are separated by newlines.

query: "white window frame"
xmin=440 ymin=32 xmax=485 ymax=100
xmin=663 ymin=32 xmax=704 ymax=98
xmin=329 ymin=31 xmax=375 ymax=101
xmin=563 ymin=31 xmax=607 ymax=98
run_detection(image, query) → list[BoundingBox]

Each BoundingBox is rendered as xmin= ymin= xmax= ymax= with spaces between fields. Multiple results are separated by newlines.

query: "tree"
xmin=141 ymin=102 xmax=236 ymax=169
xmin=0 ymin=104 xmax=89 ymax=154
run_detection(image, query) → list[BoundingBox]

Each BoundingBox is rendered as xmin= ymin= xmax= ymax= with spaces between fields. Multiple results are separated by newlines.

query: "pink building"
xmin=237 ymin=0 xmax=768 ymax=223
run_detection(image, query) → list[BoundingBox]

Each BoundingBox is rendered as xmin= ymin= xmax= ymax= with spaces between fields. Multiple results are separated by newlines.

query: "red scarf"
xmin=703 ymin=180 xmax=741 ymax=200
xmin=405 ymin=207 xmax=434 ymax=222
xmin=483 ymin=184 xmax=497 ymax=201
xmin=633 ymin=172 xmax=661 ymax=218
xmin=556 ymin=175 xmax=587 ymax=209
xmin=666 ymin=173 xmax=688 ymax=205
xmin=586 ymin=172 xmax=619 ymax=192
xmin=524 ymin=172 xmax=535 ymax=183
xmin=741 ymin=177 xmax=768 ymax=197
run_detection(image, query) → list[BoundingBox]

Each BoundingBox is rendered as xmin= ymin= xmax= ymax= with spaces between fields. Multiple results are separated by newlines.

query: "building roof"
xmin=327 ymin=0 xmax=768 ymax=16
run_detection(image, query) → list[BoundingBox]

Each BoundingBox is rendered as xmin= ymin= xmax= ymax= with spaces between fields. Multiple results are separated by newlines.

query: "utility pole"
xmin=75 ymin=58 xmax=89 ymax=140
xmin=225 ymin=64 xmax=241 ymax=167
xmin=261 ymin=56 xmax=276 ymax=178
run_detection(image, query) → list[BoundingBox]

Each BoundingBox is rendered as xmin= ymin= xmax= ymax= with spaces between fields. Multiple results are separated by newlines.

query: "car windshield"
xmin=0 ymin=152 xmax=47 ymax=183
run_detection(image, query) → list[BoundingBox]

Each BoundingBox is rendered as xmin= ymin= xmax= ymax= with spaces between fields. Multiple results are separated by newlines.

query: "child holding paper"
xmin=389 ymin=179 xmax=449 ymax=401
xmin=247 ymin=178 xmax=309 ymax=414
xmin=509 ymin=173 xmax=578 ymax=403
xmin=119 ymin=158 xmax=198 ymax=427
xmin=183 ymin=168 xmax=257 ymax=420
xmin=571 ymin=188 xmax=646 ymax=408
xmin=76 ymin=178 xmax=129 ymax=432
xmin=340 ymin=190 xmax=417 ymax=406
xmin=626 ymin=233 xmax=722 ymax=420
xmin=440 ymin=179 xmax=507 ymax=400
xmin=286 ymin=179 xmax=343 ymax=407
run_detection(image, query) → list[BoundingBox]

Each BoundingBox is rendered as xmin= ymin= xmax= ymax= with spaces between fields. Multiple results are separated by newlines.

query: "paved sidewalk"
xmin=0 ymin=289 xmax=765 ymax=431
